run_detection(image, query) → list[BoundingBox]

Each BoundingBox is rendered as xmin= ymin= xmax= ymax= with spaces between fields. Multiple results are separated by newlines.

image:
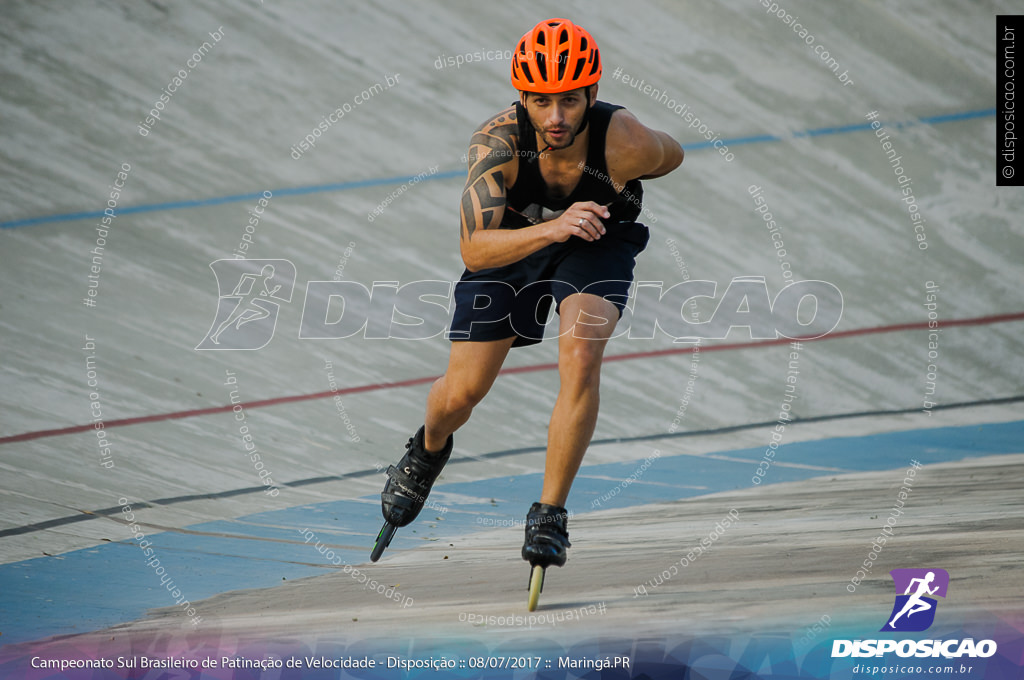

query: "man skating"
xmin=375 ymin=18 xmax=683 ymax=580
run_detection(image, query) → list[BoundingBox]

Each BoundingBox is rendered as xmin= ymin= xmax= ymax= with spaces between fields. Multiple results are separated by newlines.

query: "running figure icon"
xmin=888 ymin=571 xmax=939 ymax=628
xmin=881 ymin=567 xmax=949 ymax=632
xmin=210 ymin=264 xmax=282 ymax=344
xmin=196 ymin=258 xmax=296 ymax=351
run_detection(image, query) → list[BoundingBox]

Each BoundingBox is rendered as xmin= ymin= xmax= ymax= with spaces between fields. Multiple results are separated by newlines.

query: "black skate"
xmin=521 ymin=502 xmax=571 ymax=610
xmin=370 ymin=426 xmax=452 ymax=562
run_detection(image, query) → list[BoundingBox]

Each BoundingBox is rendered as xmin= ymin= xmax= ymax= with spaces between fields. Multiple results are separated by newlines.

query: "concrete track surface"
xmin=1 ymin=1 xmax=1022 ymax=678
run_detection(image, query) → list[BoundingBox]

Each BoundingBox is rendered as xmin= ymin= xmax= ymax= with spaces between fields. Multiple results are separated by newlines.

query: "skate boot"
xmin=522 ymin=501 xmax=571 ymax=610
xmin=381 ymin=426 xmax=453 ymax=526
xmin=371 ymin=426 xmax=452 ymax=561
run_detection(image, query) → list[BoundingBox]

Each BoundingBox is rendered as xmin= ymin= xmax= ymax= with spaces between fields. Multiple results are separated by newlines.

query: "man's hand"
xmin=546 ymin=201 xmax=610 ymax=243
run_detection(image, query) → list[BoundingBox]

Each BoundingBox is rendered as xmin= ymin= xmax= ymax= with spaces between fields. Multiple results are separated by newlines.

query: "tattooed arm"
xmin=459 ymin=108 xmax=608 ymax=271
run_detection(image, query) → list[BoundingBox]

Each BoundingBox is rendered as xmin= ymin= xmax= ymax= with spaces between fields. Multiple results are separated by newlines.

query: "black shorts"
xmin=448 ymin=221 xmax=650 ymax=347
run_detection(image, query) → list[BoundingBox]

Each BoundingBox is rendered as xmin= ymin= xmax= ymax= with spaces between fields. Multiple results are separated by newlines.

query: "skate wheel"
xmin=370 ymin=522 xmax=397 ymax=562
xmin=527 ymin=564 xmax=545 ymax=611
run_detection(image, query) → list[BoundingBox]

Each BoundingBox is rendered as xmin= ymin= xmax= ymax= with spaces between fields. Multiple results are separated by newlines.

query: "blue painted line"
xmin=797 ymin=121 xmax=874 ymax=137
xmin=0 ymin=170 xmax=464 ymax=230
xmin=687 ymin=133 xmax=781 ymax=150
xmin=0 ymin=108 xmax=994 ymax=230
xmin=683 ymin=106 xmax=995 ymax=151
xmin=0 ymin=418 xmax=1019 ymax=647
xmin=913 ymin=108 xmax=997 ymax=125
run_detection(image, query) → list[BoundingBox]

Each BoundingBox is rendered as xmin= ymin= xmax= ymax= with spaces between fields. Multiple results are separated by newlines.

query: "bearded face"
xmin=521 ymin=86 xmax=595 ymax=150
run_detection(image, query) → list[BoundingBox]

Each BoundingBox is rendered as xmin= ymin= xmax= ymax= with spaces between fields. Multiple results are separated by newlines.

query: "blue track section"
xmin=1 ymin=418 xmax=1020 ymax=647
xmin=0 ymin=108 xmax=994 ymax=230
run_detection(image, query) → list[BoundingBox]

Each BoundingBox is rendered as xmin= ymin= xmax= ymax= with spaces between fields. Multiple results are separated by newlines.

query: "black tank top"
xmin=502 ymin=100 xmax=643 ymax=229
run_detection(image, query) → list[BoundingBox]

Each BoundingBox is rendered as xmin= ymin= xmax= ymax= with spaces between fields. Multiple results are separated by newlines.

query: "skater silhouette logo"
xmin=881 ymin=568 xmax=949 ymax=632
xmin=196 ymin=259 xmax=296 ymax=350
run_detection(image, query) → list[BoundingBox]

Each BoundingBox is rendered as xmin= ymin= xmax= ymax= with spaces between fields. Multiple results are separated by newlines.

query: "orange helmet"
xmin=511 ymin=18 xmax=601 ymax=94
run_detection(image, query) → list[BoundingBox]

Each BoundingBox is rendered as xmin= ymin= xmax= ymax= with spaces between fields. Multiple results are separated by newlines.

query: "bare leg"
xmin=540 ymin=293 xmax=619 ymax=507
xmin=422 ymin=337 xmax=516 ymax=452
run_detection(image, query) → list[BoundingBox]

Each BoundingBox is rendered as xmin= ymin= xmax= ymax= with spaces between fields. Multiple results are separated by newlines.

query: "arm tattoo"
xmin=461 ymin=110 xmax=518 ymax=240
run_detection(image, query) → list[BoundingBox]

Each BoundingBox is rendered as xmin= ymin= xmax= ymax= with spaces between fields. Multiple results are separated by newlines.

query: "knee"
xmin=441 ymin=379 xmax=489 ymax=414
xmin=559 ymin=340 xmax=604 ymax=388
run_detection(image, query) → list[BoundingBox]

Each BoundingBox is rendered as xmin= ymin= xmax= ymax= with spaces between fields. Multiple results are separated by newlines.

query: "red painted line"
xmin=0 ymin=374 xmax=439 ymax=446
xmin=3 ymin=311 xmax=1023 ymax=446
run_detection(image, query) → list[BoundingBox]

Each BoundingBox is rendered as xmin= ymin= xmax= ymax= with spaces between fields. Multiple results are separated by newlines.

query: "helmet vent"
xmin=572 ymin=58 xmax=585 ymax=81
xmin=510 ymin=18 xmax=601 ymax=93
xmin=521 ymin=62 xmax=535 ymax=84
